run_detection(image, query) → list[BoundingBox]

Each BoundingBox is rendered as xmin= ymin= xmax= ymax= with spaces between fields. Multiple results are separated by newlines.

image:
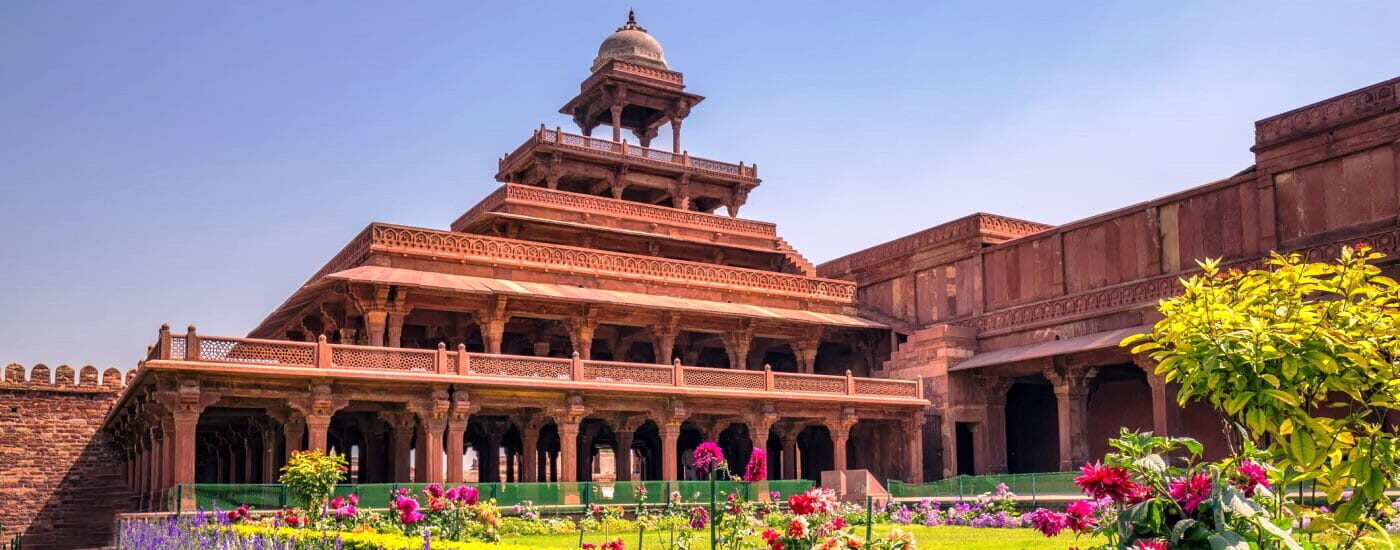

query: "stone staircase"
xmin=775 ymin=236 xmax=818 ymax=276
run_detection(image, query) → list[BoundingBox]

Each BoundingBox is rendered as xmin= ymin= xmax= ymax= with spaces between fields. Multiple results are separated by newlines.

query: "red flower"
xmin=1235 ymin=460 xmax=1270 ymax=496
xmin=1169 ymin=473 xmax=1214 ymax=514
xmin=601 ymin=538 xmax=626 ymax=550
xmin=788 ymin=493 xmax=816 ymax=515
xmin=1026 ymin=508 xmax=1069 ymax=537
xmin=787 ymin=519 xmax=807 ymax=538
xmin=1133 ymin=539 xmax=1168 ymax=550
xmin=1064 ymin=500 xmax=1097 ymax=533
xmin=1075 ymin=462 xmax=1144 ymax=503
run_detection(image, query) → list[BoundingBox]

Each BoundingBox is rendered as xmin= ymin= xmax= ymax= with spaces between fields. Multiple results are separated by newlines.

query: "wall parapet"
xmin=2 ymin=363 xmax=127 ymax=391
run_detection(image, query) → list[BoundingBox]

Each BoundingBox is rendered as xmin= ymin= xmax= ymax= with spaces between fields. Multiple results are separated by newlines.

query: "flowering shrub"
xmin=277 ymin=450 xmax=348 ymax=510
xmin=878 ymin=484 xmax=1025 ymax=530
xmin=1125 ymin=246 xmax=1400 ymax=544
xmin=1027 ymin=430 xmax=1300 ymax=549
xmin=693 ymin=441 xmax=727 ymax=479
xmin=744 ymin=448 xmax=768 ymax=483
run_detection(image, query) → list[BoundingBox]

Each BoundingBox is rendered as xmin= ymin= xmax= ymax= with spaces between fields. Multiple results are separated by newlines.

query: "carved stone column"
xmin=379 ymin=412 xmax=415 ymax=482
xmin=904 ymin=416 xmax=926 ymax=484
xmin=615 ymin=432 xmax=634 ymax=481
xmin=827 ymin=409 xmax=857 ymax=473
xmin=568 ymin=312 xmax=599 ymax=360
xmin=831 ymin=427 xmax=849 ymax=472
xmin=154 ymin=378 xmax=219 ymax=489
xmin=261 ymin=426 xmax=278 ymax=483
xmin=660 ymin=421 xmax=681 ymax=481
xmin=276 ymin=410 xmax=303 ymax=458
xmin=557 ymin=420 xmax=581 ymax=483
xmin=445 ymin=393 xmax=473 ymax=483
xmin=670 ymin=115 xmax=683 ymax=153
xmin=979 ymin=376 xmax=1013 ymax=474
xmin=482 ymin=296 xmax=509 ymax=354
xmin=780 ymin=429 xmax=799 ymax=480
xmin=411 ymin=388 xmax=451 ymax=483
xmin=610 ymin=104 xmax=623 ymax=142
xmin=1046 ymin=360 xmax=1095 ymax=471
xmin=722 ymin=324 xmax=753 ymax=370
xmin=1136 ymin=356 xmax=1173 ymax=436
xmin=793 ymin=332 xmax=822 ymax=374
xmin=520 ymin=419 xmax=542 ymax=482
xmin=364 ymin=310 xmax=388 ymax=347
xmin=651 ymin=314 xmax=680 ymax=365
xmin=147 ymin=421 xmax=164 ymax=506
xmin=295 ymin=383 xmax=346 ymax=453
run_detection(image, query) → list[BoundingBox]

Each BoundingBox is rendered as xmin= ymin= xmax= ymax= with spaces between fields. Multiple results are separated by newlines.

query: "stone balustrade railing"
xmin=451 ymin=184 xmax=779 ymax=237
xmin=149 ymin=327 xmax=923 ymax=401
xmin=499 ymin=127 xmax=758 ymax=180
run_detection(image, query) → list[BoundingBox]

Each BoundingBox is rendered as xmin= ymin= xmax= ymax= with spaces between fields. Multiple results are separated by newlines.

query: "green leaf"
xmin=1209 ymin=531 xmax=1248 ymax=550
xmin=1262 ymin=389 xmax=1300 ymax=407
xmin=1170 ymin=518 xmax=1198 ymax=545
xmin=1176 ymin=437 xmax=1205 ymax=457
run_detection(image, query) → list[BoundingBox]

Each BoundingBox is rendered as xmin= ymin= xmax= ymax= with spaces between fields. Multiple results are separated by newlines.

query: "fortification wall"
xmin=0 ymin=364 xmax=135 ymax=550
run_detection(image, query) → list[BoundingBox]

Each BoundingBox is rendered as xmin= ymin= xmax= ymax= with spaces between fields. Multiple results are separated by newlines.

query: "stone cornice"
xmin=817 ymin=213 xmax=1051 ymax=278
xmin=1254 ymin=76 xmax=1400 ymax=149
xmin=958 ymin=225 xmax=1400 ymax=335
xmin=321 ymin=223 xmax=857 ymax=303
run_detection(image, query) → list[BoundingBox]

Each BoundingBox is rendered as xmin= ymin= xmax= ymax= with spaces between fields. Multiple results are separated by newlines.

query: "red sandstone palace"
xmin=4 ymin=12 xmax=1400 ymax=549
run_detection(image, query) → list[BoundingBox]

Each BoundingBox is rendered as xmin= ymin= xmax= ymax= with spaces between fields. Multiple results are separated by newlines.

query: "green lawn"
xmin=511 ymin=525 xmax=1103 ymax=549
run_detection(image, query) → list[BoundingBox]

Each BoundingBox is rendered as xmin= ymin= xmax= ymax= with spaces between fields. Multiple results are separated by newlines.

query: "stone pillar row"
xmin=127 ymin=379 xmax=919 ymax=514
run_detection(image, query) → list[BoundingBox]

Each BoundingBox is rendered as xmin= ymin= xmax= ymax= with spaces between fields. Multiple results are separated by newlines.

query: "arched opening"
xmin=1006 ymin=376 xmax=1059 ymax=473
xmin=759 ymin=342 xmax=798 ymax=373
xmin=677 ymin=422 xmax=707 ymax=480
xmin=796 ymin=425 xmax=833 ymax=483
xmin=1086 ymin=365 xmax=1153 ymax=460
xmin=717 ymin=423 xmax=753 ymax=476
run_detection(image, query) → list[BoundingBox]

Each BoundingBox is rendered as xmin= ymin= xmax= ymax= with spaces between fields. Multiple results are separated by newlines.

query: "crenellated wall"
xmin=0 ymin=364 xmax=135 ymax=550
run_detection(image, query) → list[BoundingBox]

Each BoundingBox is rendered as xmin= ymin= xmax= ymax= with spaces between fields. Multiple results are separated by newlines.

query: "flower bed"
xmin=116 ymin=444 xmax=1070 ymax=549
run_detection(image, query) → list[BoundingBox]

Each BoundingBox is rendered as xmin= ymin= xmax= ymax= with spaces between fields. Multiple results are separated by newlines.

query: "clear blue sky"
xmin=3 ymin=1 xmax=1398 ymax=370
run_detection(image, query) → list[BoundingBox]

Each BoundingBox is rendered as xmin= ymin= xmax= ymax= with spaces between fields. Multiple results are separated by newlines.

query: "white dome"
xmin=591 ymin=11 xmax=668 ymax=72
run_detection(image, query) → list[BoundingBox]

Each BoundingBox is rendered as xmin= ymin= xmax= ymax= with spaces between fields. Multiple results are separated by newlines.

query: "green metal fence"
xmin=889 ymin=472 xmax=1081 ymax=502
xmin=164 ymin=479 xmax=815 ymax=514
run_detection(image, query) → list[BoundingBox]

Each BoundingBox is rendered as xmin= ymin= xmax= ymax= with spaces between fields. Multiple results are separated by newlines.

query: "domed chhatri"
xmin=591 ymin=10 xmax=667 ymax=72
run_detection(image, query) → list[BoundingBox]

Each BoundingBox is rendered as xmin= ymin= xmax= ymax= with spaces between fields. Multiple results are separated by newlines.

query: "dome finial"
xmin=618 ymin=9 xmax=646 ymax=33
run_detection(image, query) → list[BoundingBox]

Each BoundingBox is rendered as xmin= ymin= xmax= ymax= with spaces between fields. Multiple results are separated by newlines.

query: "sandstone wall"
xmin=0 ymin=364 xmax=135 ymax=550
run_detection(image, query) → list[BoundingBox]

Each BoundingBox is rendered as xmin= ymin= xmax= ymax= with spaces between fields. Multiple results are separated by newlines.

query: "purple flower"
xmin=688 ymin=506 xmax=710 ymax=529
xmin=425 ymin=483 xmax=445 ymax=498
xmin=892 ymin=505 xmax=913 ymax=524
xmin=743 ymin=447 xmax=768 ymax=482
xmin=693 ymin=442 xmax=725 ymax=479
